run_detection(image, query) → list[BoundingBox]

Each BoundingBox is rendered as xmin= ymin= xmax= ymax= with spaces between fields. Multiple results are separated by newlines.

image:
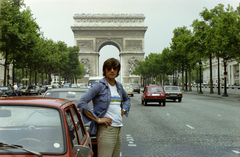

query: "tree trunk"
xmin=181 ymin=62 xmax=184 ymax=90
xmin=209 ymin=54 xmax=213 ymax=93
xmin=188 ymin=68 xmax=192 ymax=91
xmin=35 ymin=69 xmax=37 ymax=85
xmin=22 ymin=67 xmax=24 ymax=86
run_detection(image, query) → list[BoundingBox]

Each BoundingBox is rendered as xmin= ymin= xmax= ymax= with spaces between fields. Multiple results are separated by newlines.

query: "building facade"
xmin=203 ymin=58 xmax=240 ymax=86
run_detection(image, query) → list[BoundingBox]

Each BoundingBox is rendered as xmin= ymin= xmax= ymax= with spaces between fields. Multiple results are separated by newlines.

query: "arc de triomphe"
xmin=71 ymin=13 xmax=148 ymax=84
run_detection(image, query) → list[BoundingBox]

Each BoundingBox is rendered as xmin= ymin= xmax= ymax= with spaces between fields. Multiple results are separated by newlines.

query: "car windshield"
xmin=28 ymin=86 xmax=36 ymax=89
xmin=0 ymin=105 xmax=64 ymax=153
xmin=44 ymin=91 xmax=85 ymax=104
xmin=20 ymin=86 xmax=27 ymax=89
xmin=164 ymin=86 xmax=181 ymax=92
xmin=148 ymin=87 xmax=163 ymax=93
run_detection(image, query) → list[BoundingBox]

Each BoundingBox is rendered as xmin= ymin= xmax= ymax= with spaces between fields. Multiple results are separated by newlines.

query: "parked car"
xmin=43 ymin=88 xmax=89 ymax=105
xmin=19 ymin=86 xmax=28 ymax=95
xmin=25 ymin=85 xmax=41 ymax=95
xmin=0 ymin=86 xmax=14 ymax=97
xmin=63 ymin=83 xmax=71 ymax=88
xmin=123 ymin=83 xmax=134 ymax=97
xmin=164 ymin=86 xmax=183 ymax=102
xmin=0 ymin=89 xmax=3 ymax=97
xmin=71 ymin=84 xmax=78 ymax=88
xmin=43 ymin=88 xmax=97 ymax=155
xmin=132 ymin=83 xmax=140 ymax=93
xmin=0 ymin=97 xmax=93 ymax=157
xmin=141 ymin=85 xmax=166 ymax=106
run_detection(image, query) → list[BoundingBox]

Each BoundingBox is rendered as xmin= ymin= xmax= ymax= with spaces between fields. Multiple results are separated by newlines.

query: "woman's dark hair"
xmin=103 ymin=58 xmax=121 ymax=77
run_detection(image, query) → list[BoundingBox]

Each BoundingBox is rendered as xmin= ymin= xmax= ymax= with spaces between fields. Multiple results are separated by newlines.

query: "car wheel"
xmin=159 ymin=102 xmax=161 ymax=106
xmin=163 ymin=101 xmax=166 ymax=106
xmin=144 ymin=101 xmax=147 ymax=106
xmin=178 ymin=98 xmax=182 ymax=102
xmin=173 ymin=99 xmax=176 ymax=102
xmin=132 ymin=94 xmax=134 ymax=97
xmin=141 ymin=100 xmax=144 ymax=105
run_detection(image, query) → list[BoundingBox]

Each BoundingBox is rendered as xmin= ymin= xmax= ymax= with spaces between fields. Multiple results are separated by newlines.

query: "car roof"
xmin=0 ymin=97 xmax=72 ymax=108
xmin=147 ymin=85 xmax=163 ymax=87
xmin=47 ymin=88 xmax=88 ymax=92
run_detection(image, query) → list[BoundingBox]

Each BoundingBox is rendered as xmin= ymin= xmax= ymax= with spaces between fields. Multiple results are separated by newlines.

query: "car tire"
xmin=178 ymin=98 xmax=182 ymax=102
xmin=173 ymin=99 xmax=176 ymax=102
xmin=159 ymin=102 xmax=161 ymax=106
xmin=141 ymin=100 xmax=144 ymax=105
xmin=144 ymin=101 xmax=147 ymax=106
xmin=132 ymin=94 xmax=134 ymax=97
xmin=163 ymin=101 xmax=166 ymax=106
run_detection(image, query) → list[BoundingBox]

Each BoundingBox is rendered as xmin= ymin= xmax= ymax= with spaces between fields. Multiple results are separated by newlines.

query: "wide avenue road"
xmin=121 ymin=92 xmax=240 ymax=157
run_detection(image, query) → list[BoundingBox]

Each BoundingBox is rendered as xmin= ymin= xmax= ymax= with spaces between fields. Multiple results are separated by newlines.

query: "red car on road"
xmin=141 ymin=85 xmax=166 ymax=106
xmin=0 ymin=97 xmax=94 ymax=157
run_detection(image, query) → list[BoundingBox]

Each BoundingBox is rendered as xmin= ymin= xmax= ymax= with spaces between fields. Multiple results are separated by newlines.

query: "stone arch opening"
xmin=71 ymin=13 xmax=148 ymax=84
xmin=98 ymin=41 xmax=121 ymax=52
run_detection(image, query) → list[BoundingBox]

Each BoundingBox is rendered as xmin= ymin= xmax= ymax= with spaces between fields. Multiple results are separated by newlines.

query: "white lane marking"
xmin=125 ymin=134 xmax=137 ymax=147
xmin=232 ymin=150 xmax=240 ymax=154
xmin=167 ymin=113 xmax=170 ymax=116
xmin=128 ymin=144 xmax=137 ymax=146
xmin=186 ymin=125 xmax=195 ymax=129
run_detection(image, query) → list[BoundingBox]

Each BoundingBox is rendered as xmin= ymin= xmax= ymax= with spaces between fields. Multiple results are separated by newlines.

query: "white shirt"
xmin=13 ymin=85 xmax=18 ymax=90
xmin=104 ymin=83 xmax=123 ymax=127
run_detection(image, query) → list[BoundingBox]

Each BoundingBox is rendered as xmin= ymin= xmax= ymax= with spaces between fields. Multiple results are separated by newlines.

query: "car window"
xmin=70 ymin=107 xmax=85 ymax=142
xmin=0 ymin=105 xmax=64 ymax=153
xmin=65 ymin=109 xmax=79 ymax=148
xmin=44 ymin=91 xmax=85 ymax=104
xmin=148 ymin=87 xmax=163 ymax=92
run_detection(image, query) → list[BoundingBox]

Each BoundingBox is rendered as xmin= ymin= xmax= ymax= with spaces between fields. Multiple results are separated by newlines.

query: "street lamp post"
xmin=222 ymin=58 xmax=228 ymax=97
xmin=199 ymin=61 xmax=203 ymax=94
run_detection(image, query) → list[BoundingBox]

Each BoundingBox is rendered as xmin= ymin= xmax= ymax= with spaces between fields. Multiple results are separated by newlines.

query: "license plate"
xmin=152 ymin=94 xmax=160 ymax=96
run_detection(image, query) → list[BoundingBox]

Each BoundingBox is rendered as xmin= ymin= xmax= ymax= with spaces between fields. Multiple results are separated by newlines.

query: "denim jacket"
xmin=77 ymin=77 xmax=131 ymax=135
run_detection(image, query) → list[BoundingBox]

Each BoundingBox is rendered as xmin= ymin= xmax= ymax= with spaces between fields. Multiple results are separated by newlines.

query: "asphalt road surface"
xmin=120 ymin=92 xmax=240 ymax=157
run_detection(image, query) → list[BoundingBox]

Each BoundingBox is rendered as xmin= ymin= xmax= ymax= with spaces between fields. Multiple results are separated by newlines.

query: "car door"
xmin=65 ymin=105 xmax=93 ymax=156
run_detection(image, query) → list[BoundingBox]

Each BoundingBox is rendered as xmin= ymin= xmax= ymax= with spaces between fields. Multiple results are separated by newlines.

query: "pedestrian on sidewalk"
xmin=13 ymin=83 xmax=18 ymax=97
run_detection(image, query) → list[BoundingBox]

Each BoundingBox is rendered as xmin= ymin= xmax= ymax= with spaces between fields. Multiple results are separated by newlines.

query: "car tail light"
xmin=178 ymin=93 xmax=182 ymax=96
xmin=165 ymin=93 xmax=169 ymax=96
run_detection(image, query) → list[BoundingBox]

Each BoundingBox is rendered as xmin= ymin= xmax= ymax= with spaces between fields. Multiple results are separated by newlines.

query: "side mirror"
xmin=72 ymin=145 xmax=91 ymax=157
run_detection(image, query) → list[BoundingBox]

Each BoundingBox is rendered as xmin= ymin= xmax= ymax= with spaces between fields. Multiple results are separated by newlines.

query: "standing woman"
xmin=78 ymin=58 xmax=131 ymax=157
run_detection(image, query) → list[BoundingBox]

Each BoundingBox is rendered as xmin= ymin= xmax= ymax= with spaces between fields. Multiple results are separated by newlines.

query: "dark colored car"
xmin=0 ymin=97 xmax=94 ymax=157
xmin=141 ymin=85 xmax=166 ymax=106
xmin=25 ymin=85 xmax=41 ymax=95
xmin=0 ymin=86 xmax=14 ymax=97
xmin=164 ymin=86 xmax=183 ymax=102
xmin=132 ymin=83 xmax=140 ymax=93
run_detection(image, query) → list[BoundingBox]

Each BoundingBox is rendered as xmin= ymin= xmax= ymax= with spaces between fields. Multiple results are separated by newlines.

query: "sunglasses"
xmin=106 ymin=67 xmax=118 ymax=71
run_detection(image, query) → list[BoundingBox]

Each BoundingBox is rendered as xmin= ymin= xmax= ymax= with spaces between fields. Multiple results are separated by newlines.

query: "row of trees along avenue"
xmin=133 ymin=3 xmax=240 ymax=95
xmin=0 ymin=0 xmax=86 ymax=86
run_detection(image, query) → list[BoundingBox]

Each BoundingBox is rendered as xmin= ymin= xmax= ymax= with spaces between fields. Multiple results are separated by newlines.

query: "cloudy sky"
xmin=24 ymin=0 xmax=239 ymax=76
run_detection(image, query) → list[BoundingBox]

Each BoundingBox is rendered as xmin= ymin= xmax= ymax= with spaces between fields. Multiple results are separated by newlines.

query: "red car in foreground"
xmin=141 ymin=85 xmax=166 ymax=106
xmin=0 ymin=97 xmax=93 ymax=157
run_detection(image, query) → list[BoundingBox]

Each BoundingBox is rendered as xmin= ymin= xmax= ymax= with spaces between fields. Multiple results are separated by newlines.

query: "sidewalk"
xmin=184 ymin=90 xmax=240 ymax=101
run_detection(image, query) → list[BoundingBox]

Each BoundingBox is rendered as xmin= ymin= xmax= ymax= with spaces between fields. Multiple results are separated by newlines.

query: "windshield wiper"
xmin=0 ymin=142 xmax=42 ymax=157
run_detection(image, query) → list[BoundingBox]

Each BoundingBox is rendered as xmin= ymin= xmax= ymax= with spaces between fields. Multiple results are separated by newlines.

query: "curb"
xmin=183 ymin=91 xmax=240 ymax=101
